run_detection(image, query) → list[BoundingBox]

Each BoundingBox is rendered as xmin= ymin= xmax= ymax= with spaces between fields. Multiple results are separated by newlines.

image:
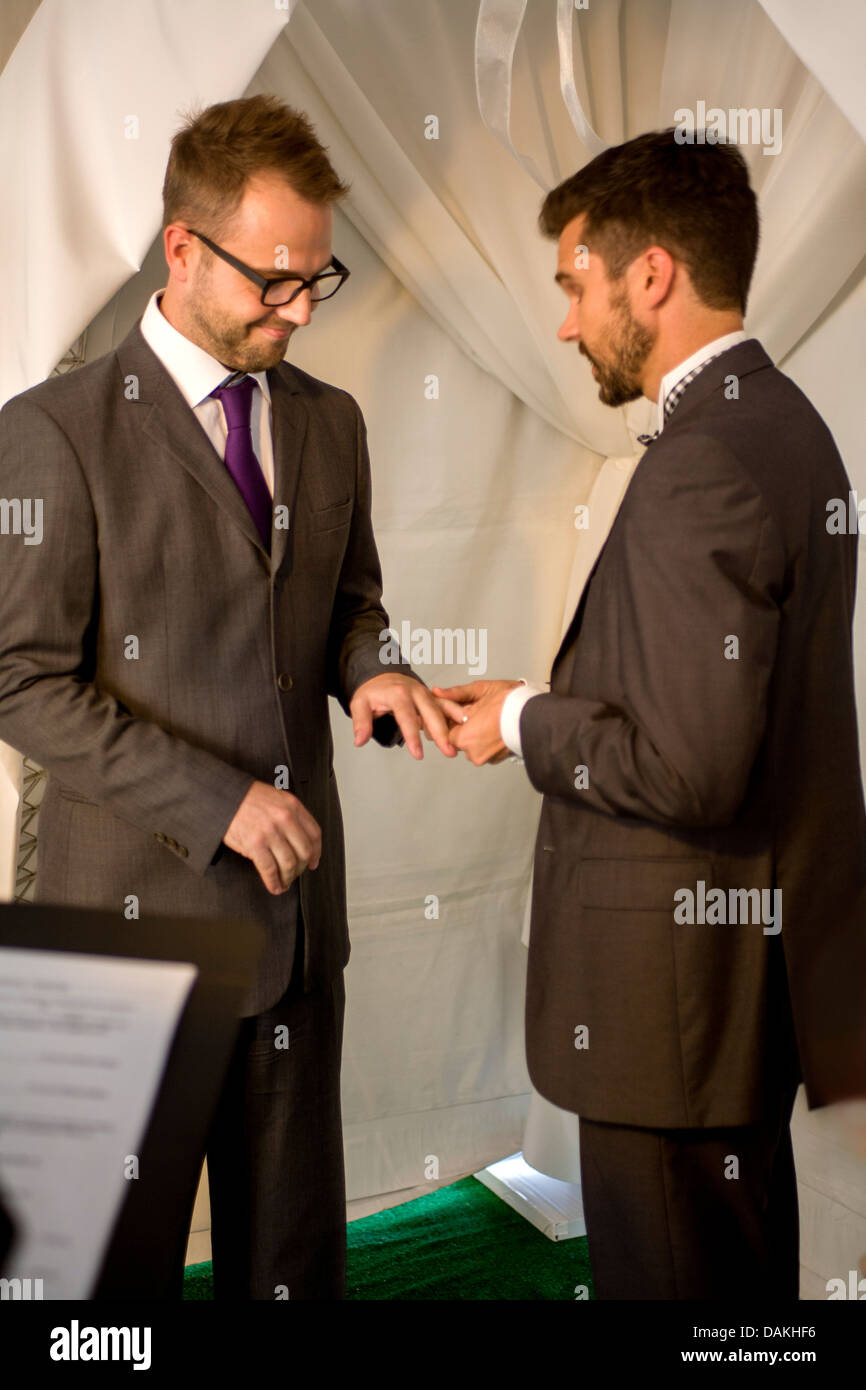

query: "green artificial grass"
xmin=183 ymin=1175 xmax=594 ymax=1300
xmin=182 ymin=1264 xmax=214 ymax=1300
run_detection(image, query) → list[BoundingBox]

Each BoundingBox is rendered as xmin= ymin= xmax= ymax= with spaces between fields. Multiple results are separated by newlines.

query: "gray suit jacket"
xmin=521 ymin=340 xmax=866 ymax=1128
xmin=0 ymin=319 xmax=413 ymax=1016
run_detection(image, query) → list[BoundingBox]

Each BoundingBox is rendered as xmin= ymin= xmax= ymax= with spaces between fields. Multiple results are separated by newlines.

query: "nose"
xmin=277 ymin=288 xmax=312 ymax=328
xmin=558 ymin=300 xmax=580 ymax=343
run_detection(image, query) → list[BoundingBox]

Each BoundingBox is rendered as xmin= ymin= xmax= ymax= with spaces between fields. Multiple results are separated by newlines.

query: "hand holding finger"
xmin=432 ymin=683 xmax=483 ymax=705
xmin=435 ymin=697 xmax=469 ymax=724
xmin=413 ymin=689 xmax=458 ymax=756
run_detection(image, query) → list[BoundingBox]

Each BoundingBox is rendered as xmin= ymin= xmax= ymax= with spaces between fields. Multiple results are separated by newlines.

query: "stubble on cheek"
xmin=183 ymin=261 xmax=291 ymax=370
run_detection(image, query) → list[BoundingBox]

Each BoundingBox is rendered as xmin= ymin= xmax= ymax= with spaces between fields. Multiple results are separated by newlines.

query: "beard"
xmin=580 ymin=285 xmax=655 ymax=407
xmin=185 ymin=263 xmax=293 ymax=372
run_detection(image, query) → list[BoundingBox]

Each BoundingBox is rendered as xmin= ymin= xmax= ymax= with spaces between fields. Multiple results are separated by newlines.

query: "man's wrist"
xmin=500 ymin=680 xmax=547 ymax=759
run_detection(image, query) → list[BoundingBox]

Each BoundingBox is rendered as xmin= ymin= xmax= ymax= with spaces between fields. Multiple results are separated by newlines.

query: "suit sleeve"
xmin=326 ymin=400 xmax=425 ymax=746
xmin=519 ymin=435 xmax=786 ymax=827
xmin=0 ymin=396 xmax=255 ymax=876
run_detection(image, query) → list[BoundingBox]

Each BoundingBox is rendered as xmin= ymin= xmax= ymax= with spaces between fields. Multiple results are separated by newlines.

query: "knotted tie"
xmin=209 ymin=374 xmax=272 ymax=551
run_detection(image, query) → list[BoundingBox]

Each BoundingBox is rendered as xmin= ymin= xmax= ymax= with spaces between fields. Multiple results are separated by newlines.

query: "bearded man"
xmin=437 ymin=130 xmax=866 ymax=1299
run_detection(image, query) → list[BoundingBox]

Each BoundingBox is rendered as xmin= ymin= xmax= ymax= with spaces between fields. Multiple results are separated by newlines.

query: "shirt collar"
xmin=140 ymin=289 xmax=271 ymax=409
xmin=657 ymin=329 xmax=748 ymax=432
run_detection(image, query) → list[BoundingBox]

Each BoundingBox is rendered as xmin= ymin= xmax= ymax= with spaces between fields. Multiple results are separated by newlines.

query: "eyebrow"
xmin=255 ymin=259 xmax=334 ymax=280
xmin=554 ymin=269 xmax=582 ymax=286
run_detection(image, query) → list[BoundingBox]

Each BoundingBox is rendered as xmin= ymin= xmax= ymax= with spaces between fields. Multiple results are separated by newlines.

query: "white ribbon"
xmin=556 ymin=0 xmax=610 ymax=158
xmin=475 ymin=0 xmax=609 ymax=190
xmin=474 ymin=0 xmax=550 ymax=189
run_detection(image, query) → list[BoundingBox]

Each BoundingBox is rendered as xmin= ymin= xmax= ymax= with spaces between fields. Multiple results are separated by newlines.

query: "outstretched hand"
xmin=432 ymin=679 xmax=521 ymax=765
xmin=350 ymin=673 xmax=457 ymax=758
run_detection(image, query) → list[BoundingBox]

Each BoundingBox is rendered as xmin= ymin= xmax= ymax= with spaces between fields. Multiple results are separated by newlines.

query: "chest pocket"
xmin=308 ymin=496 xmax=353 ymax=533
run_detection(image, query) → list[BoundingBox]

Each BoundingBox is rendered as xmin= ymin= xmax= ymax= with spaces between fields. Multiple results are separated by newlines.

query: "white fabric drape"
xmin=0 ymin=0 xmax=294 ymax=397
xmin=757 ymin=0 xmax=866 ymax=145
xmin=289 ymin=0 xmax=866 ymax=414
xmin=658 ymin=0 xmax=866 ymax=361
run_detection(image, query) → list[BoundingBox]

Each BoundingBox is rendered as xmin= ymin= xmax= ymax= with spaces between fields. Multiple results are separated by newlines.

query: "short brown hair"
xmin=539 ymin=129 xmax=759 ymax=312
xmin=162 ymin=94 xmax=350 ymax=238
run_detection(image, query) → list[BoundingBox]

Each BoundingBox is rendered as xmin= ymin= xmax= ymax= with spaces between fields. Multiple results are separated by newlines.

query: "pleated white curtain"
xmin=282 ymin=0 xmax=866 ymax=428
xmin=757 ymin=0 xmax=866 ymax=144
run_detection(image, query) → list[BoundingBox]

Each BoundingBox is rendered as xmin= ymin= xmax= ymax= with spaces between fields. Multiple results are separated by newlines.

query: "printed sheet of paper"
xmin=0 ymin=947 xmax=198 ymax=1299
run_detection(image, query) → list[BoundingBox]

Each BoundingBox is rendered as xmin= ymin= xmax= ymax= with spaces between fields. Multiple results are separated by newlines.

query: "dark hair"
xmin=162 ymin=94 xmax=350 ymax=238
xmin=539 ymin=129 xmax=759 ymax=312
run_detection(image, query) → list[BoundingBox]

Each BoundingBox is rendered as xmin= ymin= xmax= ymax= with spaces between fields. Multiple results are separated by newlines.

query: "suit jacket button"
xmin=155 ymin=831 xmax=165 ymax=842
xmin=278 ymin=673 xmax=293 ymax=691
xmin=178 ymin=846 xmax=188 ymax=858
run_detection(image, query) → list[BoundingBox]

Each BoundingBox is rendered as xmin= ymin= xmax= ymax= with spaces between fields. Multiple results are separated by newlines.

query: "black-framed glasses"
xmin=187 ymin=228 xmax=350 ymax=306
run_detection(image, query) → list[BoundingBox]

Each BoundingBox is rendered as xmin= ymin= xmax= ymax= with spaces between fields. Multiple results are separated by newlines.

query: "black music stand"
xmin=0 ymin=901 xmax=265 ymax=1299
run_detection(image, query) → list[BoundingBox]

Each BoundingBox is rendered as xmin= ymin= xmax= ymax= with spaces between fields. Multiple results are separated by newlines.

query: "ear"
xmin=632 ymin=244 xmax=675 ymax=309
xmin=163 ymin=224 xmax=197 ymax=280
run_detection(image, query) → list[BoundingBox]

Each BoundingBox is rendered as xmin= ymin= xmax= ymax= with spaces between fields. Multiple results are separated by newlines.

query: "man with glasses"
xmin=0 ymin=94 xmax=454 ymax=1300
xmin=185 ymin=226 xmax=351 ymax=307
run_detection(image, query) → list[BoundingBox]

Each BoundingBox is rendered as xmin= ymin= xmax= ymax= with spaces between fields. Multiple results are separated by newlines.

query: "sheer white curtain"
xmin=281 ymin=0 xmax=866 ymax=427
xmin=757 ymin=0 xmax=866 ymax=144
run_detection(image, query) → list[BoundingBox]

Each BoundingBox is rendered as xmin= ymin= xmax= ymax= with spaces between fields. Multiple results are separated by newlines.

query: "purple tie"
xmin=209 ymin=375 xmax=272 ymax=551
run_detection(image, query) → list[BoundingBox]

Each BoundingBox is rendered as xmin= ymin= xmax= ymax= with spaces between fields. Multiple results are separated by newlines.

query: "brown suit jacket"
xmin=521 ymin=340 xmax=866 ymax=1127
xmin=0 ymin=319 xmax=414 ymax=1016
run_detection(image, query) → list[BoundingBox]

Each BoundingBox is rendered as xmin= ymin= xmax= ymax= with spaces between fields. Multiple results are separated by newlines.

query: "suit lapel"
xmin=551 ymin=576 xmax=594 ymax=682
xmin=268 ymin=365 xmax=307 ymax=578
xmin=551 ymin=455 xmax=640 ymax=673
xmin=116 ymin=321 xmax=308 ymax=576
xmin=658 ymin=337 xmax=771 ymax=430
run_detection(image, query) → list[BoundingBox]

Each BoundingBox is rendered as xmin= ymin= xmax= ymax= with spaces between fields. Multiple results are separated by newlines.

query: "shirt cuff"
xmin=500 ymin=680 xmax=547 ymax=759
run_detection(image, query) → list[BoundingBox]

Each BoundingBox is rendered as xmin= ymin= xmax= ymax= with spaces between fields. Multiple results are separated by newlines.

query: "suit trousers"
xmin=577 ymin=1072 xmax=801 ymax=1300
xmin=199 ymin=918 xmax=348 ymax=1300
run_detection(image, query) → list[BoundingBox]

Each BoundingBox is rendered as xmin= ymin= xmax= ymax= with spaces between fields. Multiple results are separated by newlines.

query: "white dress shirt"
xmin=501 ymin=329 xmax=749 ymax=758
xmin=139 ymin=289 xmax=275 ymax=496
xmin=656 ymin=328 xmax=747 ymax=434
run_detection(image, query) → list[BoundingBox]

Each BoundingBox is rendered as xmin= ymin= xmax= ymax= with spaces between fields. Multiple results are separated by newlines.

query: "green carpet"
xmin=183 ymin=1175 xmax=594 ymax=1300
